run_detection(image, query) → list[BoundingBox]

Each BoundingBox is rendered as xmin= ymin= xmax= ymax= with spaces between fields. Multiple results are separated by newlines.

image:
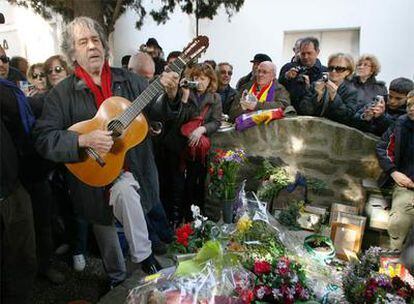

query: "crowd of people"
xmin=1 ymin=15 xmax=413 ymax=304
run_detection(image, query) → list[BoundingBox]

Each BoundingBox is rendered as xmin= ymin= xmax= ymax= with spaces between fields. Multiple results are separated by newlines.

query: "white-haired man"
xmin=34 ymin=16 xmax=180 ymax=286
xmin=229 ymin=61 xmax=292 ymax=119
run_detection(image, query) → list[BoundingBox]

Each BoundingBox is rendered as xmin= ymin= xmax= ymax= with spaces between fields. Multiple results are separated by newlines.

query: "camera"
xmin=180 ymin=79 xmax=199 ymax=89
xmin=295 ymin=66 xmax=310 ymax=83
xmin=367 ymin=95 xmax=385 ymax=108
xmin=322 ymin=72 xmax=329 ymax=82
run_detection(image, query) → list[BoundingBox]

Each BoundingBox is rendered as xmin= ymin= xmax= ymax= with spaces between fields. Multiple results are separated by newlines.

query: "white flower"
xmin=191 ymin=205 xmax=200 ymax=219
xmin=256 ymin=286 xmax=266 ymax=299
xmin=194 ymin=219 xmax=202 ymax=229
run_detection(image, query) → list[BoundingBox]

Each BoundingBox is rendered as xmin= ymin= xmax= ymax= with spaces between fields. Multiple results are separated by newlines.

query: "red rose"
xmin=208 ymin=167 xmax=215 ymax=175
xmin=253 ymin=260 xmax=272 ymax=275
xmin=240 ymin=289 xmax=254 ymax=304
xmin=218 ymin=168 xmax=224 ymax=178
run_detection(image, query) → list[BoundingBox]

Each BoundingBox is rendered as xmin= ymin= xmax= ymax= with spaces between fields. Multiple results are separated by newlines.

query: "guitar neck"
xmin=118 ymin=57 xmax=187 ymax=127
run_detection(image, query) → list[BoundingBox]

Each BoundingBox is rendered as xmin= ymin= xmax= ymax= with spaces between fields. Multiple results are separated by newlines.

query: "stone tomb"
xmin=211 ymin=116 xmax=382 ymax=210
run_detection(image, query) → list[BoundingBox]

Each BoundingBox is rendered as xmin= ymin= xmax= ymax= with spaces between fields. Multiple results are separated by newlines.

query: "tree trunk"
xmin=72 ymin=0 xmax=104 ymax=26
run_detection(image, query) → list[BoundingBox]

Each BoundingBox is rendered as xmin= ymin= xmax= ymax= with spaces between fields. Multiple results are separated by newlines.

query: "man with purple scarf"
xmin=229 ymin=61 xmax=293 ymax=120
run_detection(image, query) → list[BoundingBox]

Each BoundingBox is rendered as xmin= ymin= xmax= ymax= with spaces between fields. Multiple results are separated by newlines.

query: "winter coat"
xmin=279 ymin=59 xmax=328 ymax=111
xmin=217 ymin=85 xmax=238 ymax=115
xmin=33 ymin=67 xmax=168 ymax=225
xmin=351 ymin=75 xmax=387 ymax=106
xmin=298 ymin=80 xmax=359 ymax=127
xmin=376 ymin=114 xmax=414 ymax=186
xmin=229 ymin=79 xmax=292 ymax=121
xmin=163 ymin=91 xmax=222 ymax=155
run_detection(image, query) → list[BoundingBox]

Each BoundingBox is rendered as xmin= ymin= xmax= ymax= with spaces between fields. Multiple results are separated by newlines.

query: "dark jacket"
xmin=376 ymin=115 xmax=414 ymax=186
xmin=351 ymin=75 xmax=387 ymax=106
xmin=279 ymin=59 xmax=328 ymax=111
xmin=229 ymin=79 xmax=292 ymax=121
xmin=299 ymin=80 xmax=359 ymax=127
xmin=236 ymin=71 xmax=254 ymax=92
xmin=354 ymin=104 xmax=406 ymax=136
xmin=163 ymin=91 xmax=222 ymax=155
xmin=217 ymin=84 xmax=238 ymax=115
xmin=33 ymin=67 xmax=168 ymax=224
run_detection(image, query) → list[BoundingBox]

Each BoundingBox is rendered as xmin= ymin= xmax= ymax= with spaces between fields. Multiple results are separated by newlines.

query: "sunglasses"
xmin=328 ymin=66 xmax=348 ymax=73
xmin=47 ymin=66 xmax=65 ymax=75
xmin=32 ymin=72 xmax=46 ymax=79
xmin=220 ymin=70 xmax=233 ymax=76
xmin=0 ymin=55 xmax=10 ymax=64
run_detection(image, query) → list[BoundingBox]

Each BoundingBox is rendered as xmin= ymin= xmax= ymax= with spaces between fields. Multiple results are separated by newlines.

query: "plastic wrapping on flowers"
xmin=234 ymin=192 xmax=345 ymax=303
xmin=126 ymin=241 xmax=256 ymax=304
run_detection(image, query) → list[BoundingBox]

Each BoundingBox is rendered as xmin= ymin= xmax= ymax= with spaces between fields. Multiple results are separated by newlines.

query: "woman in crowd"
xmin=44 ymin=54 xmax=71 ymax=88
xmin=299 ymin=53 xmax=358 ymax=126
xmin=164 ymin=63 xmax=222 ymax=222
xmin=352 ymin=54 xmax=387 ymax=105
xmin=27 ymin=63 xmax=47 ymax=96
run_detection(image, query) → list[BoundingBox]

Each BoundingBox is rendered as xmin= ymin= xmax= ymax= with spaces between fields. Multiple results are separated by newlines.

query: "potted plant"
xmin=303 ymin=234 xmax=335 ymax=264
xmin=208 ymin=148 xmax=246 ymax=223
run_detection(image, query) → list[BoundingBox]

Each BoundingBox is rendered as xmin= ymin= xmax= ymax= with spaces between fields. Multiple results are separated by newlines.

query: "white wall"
xmin=113 ymin=0 xmax=414 ymax=87
xmin=0 ymin=0 xmax=63 ymax=65
xmin=2 ymin=0 xmax=412 ymax=87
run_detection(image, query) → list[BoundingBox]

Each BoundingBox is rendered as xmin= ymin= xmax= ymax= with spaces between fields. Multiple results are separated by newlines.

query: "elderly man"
xmin=128 ymin=51 xmax=155 ymax=80
xmin=229 ymin=61 xmax=291 ymax=120
xmin=279 ymin=37 xmax=328 ymax=111
xmin=236 ymin=53 xmax=272 ymax=92
xmin=0 ymin=46 xmax=26 ymax=83
xmin=216 ymin=62 xmax=238 ymax=114
xmin=34 ymin=17 xmax=180 ymax=285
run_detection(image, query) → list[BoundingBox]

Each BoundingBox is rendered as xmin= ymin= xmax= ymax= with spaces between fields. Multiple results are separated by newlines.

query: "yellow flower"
xmin=237 ymin=214 xmax=253 ymax=234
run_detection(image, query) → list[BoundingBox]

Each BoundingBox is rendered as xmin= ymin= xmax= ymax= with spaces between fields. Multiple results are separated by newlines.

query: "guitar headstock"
xmin=180 ymin=36 xmax=209 ymax=64
xmin=166 ymin=36 xmax=209 ymax=74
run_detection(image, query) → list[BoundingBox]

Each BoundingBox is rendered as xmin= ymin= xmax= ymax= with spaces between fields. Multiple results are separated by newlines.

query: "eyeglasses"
xmin=0 ymin=55 xmax=10 ymax=64
xmin=327 ymin=66 xmax=348 ymax=73
xmin=32 ymin=72 xmax=46 ymax=79
xmin=220 ymin=70 xmax=233 ymax=76
xmin=47 ymin=66 xmax=65 ymax=75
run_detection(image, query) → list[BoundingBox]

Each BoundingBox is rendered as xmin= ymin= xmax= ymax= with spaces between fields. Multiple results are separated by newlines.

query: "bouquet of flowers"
xmin=251 ymin=257 xmax=312 ymax=303
xmin=208 ymin=148 xmax=246 ymax=200
xmin=343 ymin=247 xmax=414 ymax=303
xmin=169 ymin=205 xmax=215 ymax=254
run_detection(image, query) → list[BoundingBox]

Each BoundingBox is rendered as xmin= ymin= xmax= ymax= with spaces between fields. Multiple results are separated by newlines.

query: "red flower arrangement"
xmin=251 ymin=257 xmax=312 ymax=303
xmin=176 ymin=223 xmax=194 ymax=247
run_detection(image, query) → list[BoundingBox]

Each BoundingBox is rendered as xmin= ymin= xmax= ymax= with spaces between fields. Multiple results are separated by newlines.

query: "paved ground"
xmin=33 ymin=254 xmax=108 ymax=304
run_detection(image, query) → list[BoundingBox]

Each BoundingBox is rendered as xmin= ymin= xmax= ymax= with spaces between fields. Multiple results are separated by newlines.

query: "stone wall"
xmin=211 ymin=116 xmax=382 ymax=209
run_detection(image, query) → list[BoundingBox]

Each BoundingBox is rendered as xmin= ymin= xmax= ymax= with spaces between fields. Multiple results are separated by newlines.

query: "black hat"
xmin=146 ymin=38 xmax=162 ymax=50
xmin=250 ymin=53 xmax=272 ymax=63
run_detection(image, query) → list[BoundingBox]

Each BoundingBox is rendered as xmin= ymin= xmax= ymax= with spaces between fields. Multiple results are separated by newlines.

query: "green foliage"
xmin=278 ymin=200 xmax=304 ymax=230
xmin=256 ymin=160 xmax=293 ymax=201
xmin=235 ymin=220 xmax=286 ymax=268
xmin=7 ymin=0 xmax=245 ymax=33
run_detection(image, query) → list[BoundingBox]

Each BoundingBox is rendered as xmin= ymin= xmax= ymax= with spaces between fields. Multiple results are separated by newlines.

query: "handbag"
xmin=180 ymin=105 xmax=211 ymax=161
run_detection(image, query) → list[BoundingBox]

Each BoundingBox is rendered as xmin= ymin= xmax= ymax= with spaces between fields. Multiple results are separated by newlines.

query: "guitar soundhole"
xmin=107 ymin=120 xmax=124 ymax=138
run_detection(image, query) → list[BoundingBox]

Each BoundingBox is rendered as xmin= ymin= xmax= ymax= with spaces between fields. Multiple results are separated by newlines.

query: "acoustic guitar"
xmin=65 ymin=36 xmax=209 ymax=187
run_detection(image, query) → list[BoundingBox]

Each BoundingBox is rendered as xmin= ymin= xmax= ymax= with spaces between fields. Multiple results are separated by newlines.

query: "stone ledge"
xmin=212 ymin=116 xmax=381 ymax=208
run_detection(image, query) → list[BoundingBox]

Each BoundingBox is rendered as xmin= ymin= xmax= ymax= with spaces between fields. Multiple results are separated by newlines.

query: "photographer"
xmin=163 ymin=63 xmax=222 ymax=222
xmin=355 ymin=77 xmax=414 ymax=136
xmin=229 ymin=61 xmax=291 ymax=120
xmin=298 ymin=53 xmax=358 ymax=126
xmin=279 ymin=37 xmax=328 ymax=111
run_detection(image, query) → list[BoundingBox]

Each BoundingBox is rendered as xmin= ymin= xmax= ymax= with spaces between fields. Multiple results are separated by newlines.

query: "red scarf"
xmin=74 ymin=60 xmax=112 ymax=109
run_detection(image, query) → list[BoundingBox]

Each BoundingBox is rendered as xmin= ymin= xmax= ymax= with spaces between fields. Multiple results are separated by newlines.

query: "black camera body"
xmin=322 ymin=72 xmax=329 ymax=82
xmin=295 ymin=66 xmax=310 ymax=83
